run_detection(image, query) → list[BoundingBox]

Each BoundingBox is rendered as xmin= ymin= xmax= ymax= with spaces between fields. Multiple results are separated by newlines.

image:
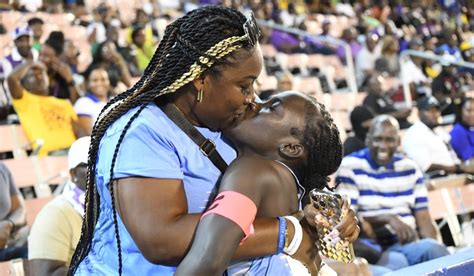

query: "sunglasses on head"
xmin=243 ymin=12 xmax=261 ymax=47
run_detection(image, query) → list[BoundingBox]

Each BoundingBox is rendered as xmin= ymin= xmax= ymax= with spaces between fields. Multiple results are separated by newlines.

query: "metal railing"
xmin=400 ymin=50 xmax=474 ymax=106
xmin=256 ymin=19 xmax=358 ymax=94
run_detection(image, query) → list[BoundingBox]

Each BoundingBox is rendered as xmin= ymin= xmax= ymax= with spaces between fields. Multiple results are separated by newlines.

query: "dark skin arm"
xmin=50 ymin=56 xmax=81 ymax=103
xmin=364 ymin=215 xmax=417 ymax=244
xmin=414 ymin=209 xmax=438 ymax=240
xmin=428 ymin=162 xmax=474 ymax=174
xmin=87 ymin=27 xmax=97 ymax=44
xmin=0 ymin=194 xmax=26 ymax=248
xmin=389 ymin=108 xmax=411 ymax=120
xmin=325 ymin=257 xmax=372 ymax=276
xmin=71 ymin=120 xmax=88 ymax=139
xmin=304 ymin=198 xmax=360 ymax=243
xmin=6 ymin=62 xmax=33 ymax=99
xmin=359 ymin=216 xmax=376 ymax=239
xmin=28 ymin=259 xmax=68 ymax=276
xmin=427 ymin=163 xmax=457 ymax=174
xmin=77 ymin=116 xmax=93 ymax=136
xmin=6 ymin=194 xmax=26 ymax=229
xmin=111 ymin=51 xmax=132 ymax=88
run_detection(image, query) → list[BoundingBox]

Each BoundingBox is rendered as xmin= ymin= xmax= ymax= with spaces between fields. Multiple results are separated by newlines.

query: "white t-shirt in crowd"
xmin=355 ymin=45 xmax=381 ymax=86
xmin=73 ymin=93 xmax=107 ymax=127
xmin=402 ymin=121 xmax=460 ymax=172
xmin=86 ymin=21 xmax=107 ymax=45
xmin=401 ymin=58 xmax=427 ymax=85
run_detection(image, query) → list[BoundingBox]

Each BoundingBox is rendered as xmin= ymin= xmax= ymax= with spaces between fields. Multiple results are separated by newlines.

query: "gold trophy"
xmin=309 ymin=189 xmax=355 ymax=263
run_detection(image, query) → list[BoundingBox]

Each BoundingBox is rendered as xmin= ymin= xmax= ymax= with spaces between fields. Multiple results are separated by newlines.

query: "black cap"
xmin=28 ymin=17 xmax=44 ymax=26
xmin=350 ymin=105 xmax=374 ymax=127
xmin=350 ymin=105 xmax=375 ymax=138
xmin=417 ymin=96 xmax=440 ymax=110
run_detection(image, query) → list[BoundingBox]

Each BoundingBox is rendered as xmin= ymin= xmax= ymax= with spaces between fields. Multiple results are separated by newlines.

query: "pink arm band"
xmin=202 ymin=191 xmax=257 ymax=242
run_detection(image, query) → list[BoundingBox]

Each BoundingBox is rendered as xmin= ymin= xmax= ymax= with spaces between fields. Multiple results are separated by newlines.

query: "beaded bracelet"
xmin=277 ymin=216 xmax=286 ymax=254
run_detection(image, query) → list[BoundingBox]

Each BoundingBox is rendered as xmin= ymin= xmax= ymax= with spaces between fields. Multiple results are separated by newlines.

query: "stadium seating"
xmin=0 ymin=258 xmax=24 ymax=276
xmin=4 ymin=156 xmax=69 ymax=197
xmin=429 ymin=185 xmax=474 ymax=247
xmin=0 ymin=125 xmax=30 ymax=158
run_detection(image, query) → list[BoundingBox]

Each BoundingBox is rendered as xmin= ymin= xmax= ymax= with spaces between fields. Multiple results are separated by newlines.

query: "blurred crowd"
xmin=0 ymin=0 xmax=473 ymax=275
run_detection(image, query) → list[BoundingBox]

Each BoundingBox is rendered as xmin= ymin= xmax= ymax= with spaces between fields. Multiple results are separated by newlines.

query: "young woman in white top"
xmin=74 ymin=68 xmax=110 ymax=135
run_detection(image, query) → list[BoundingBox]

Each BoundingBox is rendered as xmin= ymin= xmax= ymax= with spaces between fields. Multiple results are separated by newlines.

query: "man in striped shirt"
xmin=336 ymin=115 xmax=449 ymax=270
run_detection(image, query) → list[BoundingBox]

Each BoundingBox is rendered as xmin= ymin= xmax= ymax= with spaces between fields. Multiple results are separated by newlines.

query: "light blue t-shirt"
xmin=75 ymin=104 xmax=292 ymax=275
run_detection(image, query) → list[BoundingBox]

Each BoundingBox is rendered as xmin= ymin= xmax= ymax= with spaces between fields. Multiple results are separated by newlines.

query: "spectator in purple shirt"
xmin=450 ymin=97 xmax=474 ymax=162
xmin=271 ymin=30 xmax=300 ymax=53
xmin=337 ymin=27 xmax=362 ymax=65
xmin=0 ymin=26 xmax=38 ymax=80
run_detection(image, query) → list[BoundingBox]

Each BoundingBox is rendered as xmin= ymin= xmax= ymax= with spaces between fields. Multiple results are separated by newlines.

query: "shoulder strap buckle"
xmin=200 ymin=139 xmax=216 ymax=157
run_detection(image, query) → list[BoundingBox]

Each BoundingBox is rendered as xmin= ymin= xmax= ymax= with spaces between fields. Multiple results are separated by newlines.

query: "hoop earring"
xmin=197 ymin=89 xmax=204 ymax=103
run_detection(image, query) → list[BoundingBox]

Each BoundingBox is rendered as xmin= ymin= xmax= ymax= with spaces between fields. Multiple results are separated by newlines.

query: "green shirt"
xmin=32 ymin=42 xmax=42 ymax=51
xmin=132 ymin=44 xmax=155 ymax=71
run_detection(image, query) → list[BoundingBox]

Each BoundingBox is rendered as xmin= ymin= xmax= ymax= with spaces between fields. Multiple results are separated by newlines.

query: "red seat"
xmin=428 ymin=184 xmax=474 ymax=247
xmin=293 ymin=77 xmax=322 ymax=98
xmin=4 ymin=156 xmax=69 ymax=197
xmin=0 ymin=125 xmax=30 ymax=158
xmin=428 ymin=184 xmax=474 ymax=220
xmin=0 ymin=261 xmax=15 ymax=275
xmin=307 ymin=54 xmax=325 ymax=69
xmin=286 ymin=54 xmax=308 ymax=71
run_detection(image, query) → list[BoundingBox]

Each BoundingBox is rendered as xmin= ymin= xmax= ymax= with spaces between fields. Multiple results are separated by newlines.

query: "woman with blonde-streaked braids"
xmin=69 ymin=6 xmax=358 ymax=275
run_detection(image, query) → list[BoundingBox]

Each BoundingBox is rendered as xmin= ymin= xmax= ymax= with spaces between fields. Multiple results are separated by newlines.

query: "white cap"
xmin=68 ymin=137 xmax=91 ymax=169
xmin=12 ymin=25 xmax=32 ymax=40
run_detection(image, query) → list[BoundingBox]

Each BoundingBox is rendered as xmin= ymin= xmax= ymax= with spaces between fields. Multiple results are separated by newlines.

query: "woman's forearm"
xmin=145 ymin=215 xmax=279 ymax=266
xmin=233 ymin=218 xmax=279 ymax=260
xmin=175 ymin=215 xmax=244 ymax=275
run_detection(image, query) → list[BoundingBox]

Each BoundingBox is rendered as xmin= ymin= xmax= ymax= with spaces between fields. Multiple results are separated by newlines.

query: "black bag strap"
xmin=156 ymin=99 xmax=228 ymax=174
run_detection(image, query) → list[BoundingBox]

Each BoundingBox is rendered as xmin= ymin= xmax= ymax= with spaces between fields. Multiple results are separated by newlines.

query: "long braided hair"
xmin=69 ymin=6 xmax=259 ymax=275
xmin=297 ymin=97 xmax=343 ymax=196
